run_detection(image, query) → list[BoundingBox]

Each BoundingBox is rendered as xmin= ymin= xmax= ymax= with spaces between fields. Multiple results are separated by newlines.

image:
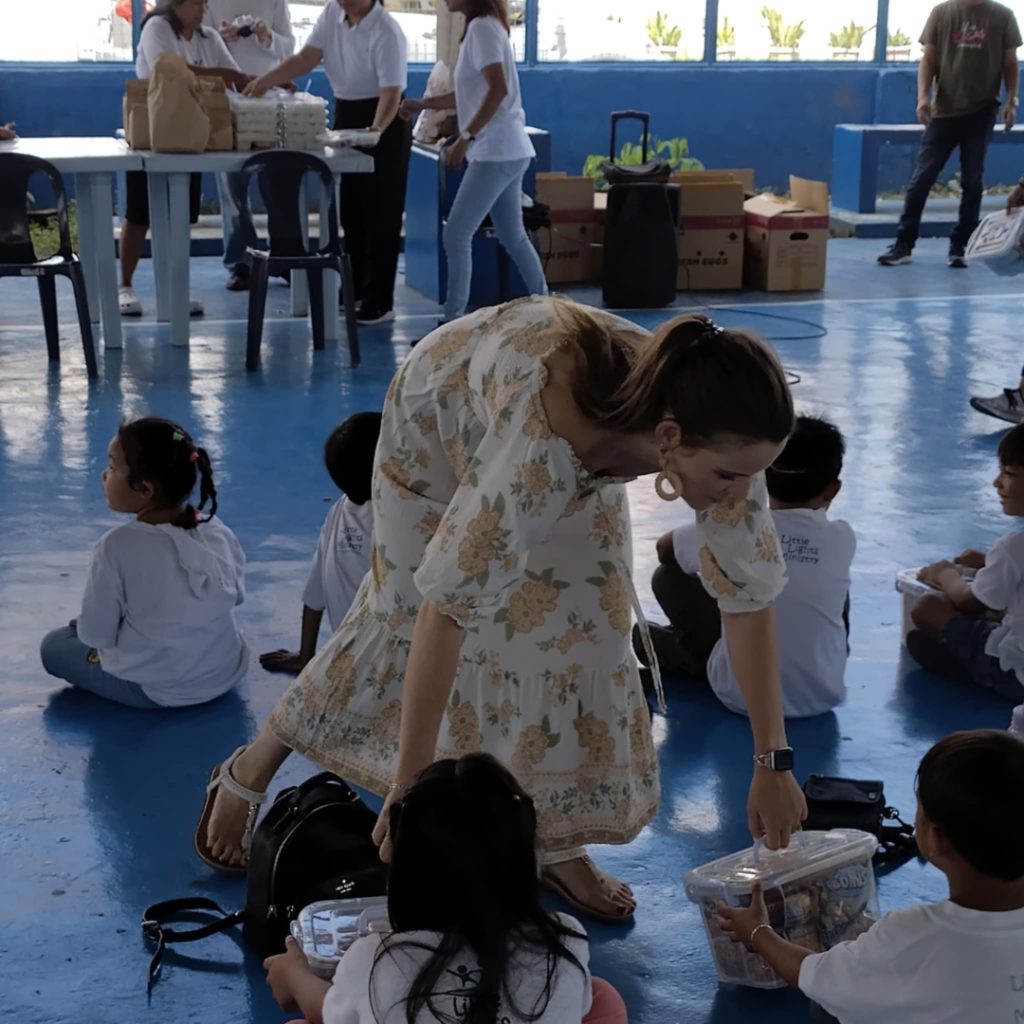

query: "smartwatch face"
xmin=772 ymin=748 xmax=795 ymax=772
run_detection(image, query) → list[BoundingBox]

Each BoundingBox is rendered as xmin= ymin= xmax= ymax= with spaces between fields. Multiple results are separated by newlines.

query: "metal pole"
xmin=874 ymin=0 xmax=890 ymax=64
xmin=132 ymin=0 xmax=145 ymax=60
xmin=704 ymin=0 xmax=719 ymax=63
xmin=524 ymin=0 xmax=538 ymax=65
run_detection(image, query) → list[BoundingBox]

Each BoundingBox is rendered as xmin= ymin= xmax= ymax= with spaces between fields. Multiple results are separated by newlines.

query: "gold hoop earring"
xmin=655 ymin=468 xmax=683 ymax=502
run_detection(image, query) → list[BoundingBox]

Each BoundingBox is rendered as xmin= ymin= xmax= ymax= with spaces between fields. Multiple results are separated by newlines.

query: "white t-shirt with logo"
xmin=136 ymin=16 xmax=241 ymax=79
xmin=454 ymin=16 xmax=535 ymax=162
xmin=302 ymin=496 xmax=373 ymax=634
xmin=76 ymin=519 xmax=250 ymax=707
xmin=799 ymin=901 xmax=1024 ymax=1024
xmin=204 ymin=0 xmax=295 ymax=76
xmin=970 ymin=529 xmax=1024 ymax=682
xmin=672 ymin=506 xmax=855 ymax=717
xmin=306 ymin=0 xmax=407 ymax=101
xmin=322 ymin=913 xmax=591 ymax=1024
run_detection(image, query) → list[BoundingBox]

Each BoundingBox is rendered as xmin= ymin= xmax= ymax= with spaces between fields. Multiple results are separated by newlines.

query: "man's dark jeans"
xmin=896 ymin=105 xmax=998 ymax=250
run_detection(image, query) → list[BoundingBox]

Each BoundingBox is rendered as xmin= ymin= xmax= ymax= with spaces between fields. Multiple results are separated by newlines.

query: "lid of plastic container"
xmin=683 ymin=829 xmax=878 ymax=899
xmin=895 ymin=567 xmax=934 ymax=596
xmin=966 ymin=210 xmax=1024 ymax=261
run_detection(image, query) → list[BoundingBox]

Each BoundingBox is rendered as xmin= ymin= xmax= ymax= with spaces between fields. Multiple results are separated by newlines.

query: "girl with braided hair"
xmin=40 ymin=417 xmax=249 ymax=709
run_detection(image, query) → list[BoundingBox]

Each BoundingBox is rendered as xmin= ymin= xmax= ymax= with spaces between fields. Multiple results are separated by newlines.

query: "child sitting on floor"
xmin=908 ymin=422 xmax=1024 ymax=704
xmin=636 ymin=415 xmax=855 ymax=717
xmin=260 ymin=412 xmax=381 ymax=675
xmin=263 ymin=753 xmax=628 ymax=1024
xmin=40 ymin=417 xmax=249 ymax=709
xmin=718 ymin=729 xmax=1024 ymax=1024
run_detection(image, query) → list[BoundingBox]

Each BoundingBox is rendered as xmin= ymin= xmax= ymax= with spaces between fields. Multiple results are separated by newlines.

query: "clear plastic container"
xmin=684 ymin=829 xmax=879 ymax=989
xmin=290 ymin=897 xmax=391 ymax=979
xmin=965 ymin=209 xmax=1024 ymax=277
xmin=895 ymin=568 xmax=933 ymax=643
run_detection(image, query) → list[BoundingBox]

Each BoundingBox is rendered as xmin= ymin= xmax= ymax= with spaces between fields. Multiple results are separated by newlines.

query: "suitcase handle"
xmin=610 ymin=111 xmax=651 ymax=164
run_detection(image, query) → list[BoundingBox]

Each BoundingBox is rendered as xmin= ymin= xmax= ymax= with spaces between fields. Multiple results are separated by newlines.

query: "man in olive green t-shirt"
xmin=879 ymin=0 xmax=1020 ymax=268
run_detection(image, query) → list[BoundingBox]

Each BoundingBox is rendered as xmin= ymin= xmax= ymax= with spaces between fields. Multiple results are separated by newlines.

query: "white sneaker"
xmin=189 ymin=299 xmax=205 ymax=317
xmin=118 ymin=286 xmax=142 ymax=317
xmin=970 ymin=389 xmax=1024 ymax=424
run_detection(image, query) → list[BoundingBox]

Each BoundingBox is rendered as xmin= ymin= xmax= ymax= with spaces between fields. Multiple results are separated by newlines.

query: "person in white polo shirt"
xmin=636 ymin=415 xmax=856 ymax=719
xmin=245 ymin=0 xmax=410 ymax=326
xmin=401 ymin=0 xmax=546 ymax=326
xmin=205 ymin=0 xmax=295 ymax=291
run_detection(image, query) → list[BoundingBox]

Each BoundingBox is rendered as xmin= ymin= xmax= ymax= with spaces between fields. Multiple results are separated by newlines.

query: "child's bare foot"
xmin=542 ymin=855 xmax=636 ymax=923
xmin=195 ymin=746 xmax=269 ymax=872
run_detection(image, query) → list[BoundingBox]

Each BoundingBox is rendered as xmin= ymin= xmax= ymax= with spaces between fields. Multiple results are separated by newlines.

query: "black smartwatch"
xmin=753 ymin=747 xmax=794 ymax=772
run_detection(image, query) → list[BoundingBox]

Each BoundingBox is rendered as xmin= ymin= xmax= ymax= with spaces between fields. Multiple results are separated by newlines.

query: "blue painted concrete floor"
xmin=2 ymin=238 xmax=1021 ymax=1024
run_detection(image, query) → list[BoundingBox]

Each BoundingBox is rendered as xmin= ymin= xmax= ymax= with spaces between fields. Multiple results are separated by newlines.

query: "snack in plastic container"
xmin=290 ymin=897 xmax=391 ymax=979
xmin=683 ymin=829 xmax=880 ymax=989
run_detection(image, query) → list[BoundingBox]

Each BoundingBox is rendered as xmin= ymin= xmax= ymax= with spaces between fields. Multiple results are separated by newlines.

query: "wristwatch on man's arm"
xmin=753 ymin=747 xmax=795 ymax=772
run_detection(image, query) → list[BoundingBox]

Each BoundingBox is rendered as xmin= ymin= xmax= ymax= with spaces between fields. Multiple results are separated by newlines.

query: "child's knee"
xmin=39 ymin=626 xmax=74 ymax=676
xmin=910 ymin=592 xmax=953 ymax=634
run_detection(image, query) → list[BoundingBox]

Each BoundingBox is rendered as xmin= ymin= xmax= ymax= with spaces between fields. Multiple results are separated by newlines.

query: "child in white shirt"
xmin=636 ymin=415 xmax=855 ymax=717
xmin=262 ymin=752 xmax=628 ymax=1024
xmin=909 ymin=422 xmax=1024 ymax=703
xmin=260 ymin=412 xmax=381 ymax=675
xmin=40 ymin=417 xmax=249 ymax=709
xmin=718 ymin=729 xmax=1024 ymax=1024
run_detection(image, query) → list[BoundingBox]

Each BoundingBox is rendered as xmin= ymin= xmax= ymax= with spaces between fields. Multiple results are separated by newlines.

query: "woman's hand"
xmin=442 ymin=137 xmax=468 ymax=168
xmin=748 ymin=768 xmax=806 ymax=850
xmin=263 ymin=937 xmax=308 ymax=1011
xmin=953 ymin=548 xmax=986 ymax=570
xmin=371 ymin=786 xmax=403 ymax=863
xmin=244 ymin=75 xmax=271 ymax=97
xmin=1009 ymin=182 xmax=1024 ymax=213
xmin=218 ymin=19 xmax=239 ymax=43
xmin=718 ymin=881 xmax=770 ymax=950
xmin=399 ymin=98 xmax=425 ymax=121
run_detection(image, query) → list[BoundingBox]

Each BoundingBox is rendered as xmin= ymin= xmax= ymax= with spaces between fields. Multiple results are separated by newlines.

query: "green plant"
xmin=582 ymin=137 xmax=704 ymax=190
xmin=647 ymin=11 xmax=682 ymax=49
xmin=887 ymin=27 xmax=911 ymax=46
xmin=829 ymin=21 xmax=869 ymax=49
xmin=25 ymin=192 xmax=78 ymax=257
xmin=717 ymin=16 xmax=736 ymax=46
xmin=761 ymin=7 xmax=805 ymax=48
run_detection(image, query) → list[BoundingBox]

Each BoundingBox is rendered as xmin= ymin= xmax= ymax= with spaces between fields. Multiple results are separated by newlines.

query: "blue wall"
xmin=2 ymin=62 xmax=1020 ymax=196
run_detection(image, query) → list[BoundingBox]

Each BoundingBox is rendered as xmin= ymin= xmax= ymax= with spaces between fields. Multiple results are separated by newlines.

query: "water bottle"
xmin=1009 ymin=704 xmax=1024 ymax=739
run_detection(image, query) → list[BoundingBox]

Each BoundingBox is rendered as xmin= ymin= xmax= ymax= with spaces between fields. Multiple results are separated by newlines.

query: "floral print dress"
xmin=270 ymin=296 xmax=787 ymax=853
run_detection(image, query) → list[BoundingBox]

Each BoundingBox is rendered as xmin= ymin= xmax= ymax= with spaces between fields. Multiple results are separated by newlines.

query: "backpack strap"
xmin=141 ymin=897 xmax=244 ymax=994
xmin=874 ymin=806 xmax=918 ymax=870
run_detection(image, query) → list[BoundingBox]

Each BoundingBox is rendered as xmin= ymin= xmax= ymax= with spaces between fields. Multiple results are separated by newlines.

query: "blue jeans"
xmin=896 ymin=105 xmax=997 ymax=250
xmin=443 ymin=157 xmax=548 ymax=321
xmin=217 ymin=172 xmax=262 ymax=272
xmin=40 ymin=626 xmax=162 ymax=709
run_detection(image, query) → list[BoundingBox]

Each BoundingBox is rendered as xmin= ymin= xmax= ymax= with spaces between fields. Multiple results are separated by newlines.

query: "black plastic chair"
xmin=0 ymin=154 xmax=97 ymax=378
xmin=238 ymin=151 xmax=359 ymax=371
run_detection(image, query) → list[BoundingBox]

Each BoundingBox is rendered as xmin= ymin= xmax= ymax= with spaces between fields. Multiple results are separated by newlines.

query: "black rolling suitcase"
xmin=601 ymin=111 xmax=680 ymax=309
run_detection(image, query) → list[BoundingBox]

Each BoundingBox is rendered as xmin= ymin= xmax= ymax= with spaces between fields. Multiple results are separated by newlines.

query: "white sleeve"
xmin=322 ymin=935 xmax=379 ymax=1024
xmin=304 ymin=5 xmax=331 ymax=55
xmin=206 ymin=28 xmax=241 ymax=72
xmin=797 ymin=912 xmax=908 ymax=1021
xmin=136 ymin=18 xmax=178 ymax=78
xmin=76 ymin=540 xmax=125 ymax=651
xmin=557 ymin=914 xmax=592 ymax=1018
xmin=470 ymin=17 xmax=510 ymax=71
xmin=671 ymin=521 xmax=702 ymax=574
xmin=302 ymin=536 xmax=327 ymax=612
xmin=267 ymin=0 xmax=296 ymax=60
xmin=372 ymin=24 xmax=408 ymax=90
xmin=971 ymin=536 xmax=1023 ymax=613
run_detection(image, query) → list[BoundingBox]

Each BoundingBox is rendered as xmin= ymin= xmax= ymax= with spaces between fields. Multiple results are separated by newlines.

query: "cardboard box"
xmin=671 ymin=173 xmax=746 ymax=290
xmin=743 ymin=176 xmax=829 ymax=292
xmin=534 ymin=173 xmax=601 ymax=284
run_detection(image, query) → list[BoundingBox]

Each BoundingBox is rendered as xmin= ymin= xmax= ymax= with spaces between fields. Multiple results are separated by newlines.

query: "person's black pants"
xmin=896 ymin=105 xmax=997 ymax=250
xmin=649 ymin=559 xmax=722 ymax=678
xmin=333 ymin=97 xmax=412 ymax=314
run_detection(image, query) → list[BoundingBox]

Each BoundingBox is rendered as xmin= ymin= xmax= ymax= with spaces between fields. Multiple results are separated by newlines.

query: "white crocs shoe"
xmin=118 ymin=285 xmax=142 ymax=317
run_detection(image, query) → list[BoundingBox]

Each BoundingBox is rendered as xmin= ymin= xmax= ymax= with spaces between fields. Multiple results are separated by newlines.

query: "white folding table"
xmin=0 ymin=137 xmax=142 ymax=350
xmin=140 ymin=147 xmax=374 ymax=347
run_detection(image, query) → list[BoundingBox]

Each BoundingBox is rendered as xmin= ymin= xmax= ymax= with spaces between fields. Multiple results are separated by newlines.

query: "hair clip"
xmin=171 ymin=430 xmax=185 ymax=442
xmin=189 ymin=451 xmax=199 ymax=463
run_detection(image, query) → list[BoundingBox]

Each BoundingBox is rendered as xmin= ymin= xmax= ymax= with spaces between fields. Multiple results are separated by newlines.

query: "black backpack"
xmin=143 ymin=772 xmax=388 ymax=991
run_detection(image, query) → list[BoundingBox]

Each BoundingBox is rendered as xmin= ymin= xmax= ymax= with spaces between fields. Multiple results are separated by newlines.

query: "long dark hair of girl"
xmin=117 ymin=417 xmax=217 ymax=530
xmin=374 ymin=753 xmax=586 ymax=1024
xmin=461 ymin=0 xmax=511 ymax=38
xmin=141 ymin=0 xmax=208 ymax=40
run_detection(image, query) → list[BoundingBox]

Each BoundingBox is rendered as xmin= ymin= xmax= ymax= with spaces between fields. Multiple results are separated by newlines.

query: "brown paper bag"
xmin=123 ymin=78 xmax=151 ymax=149
xmin=147 ymin=53 xmax=210 ymax=154
xmin=198 ymin=78 xmax=234 ymax=151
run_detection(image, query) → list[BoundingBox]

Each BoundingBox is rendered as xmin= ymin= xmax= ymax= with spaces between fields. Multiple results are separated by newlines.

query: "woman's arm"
xmin=442 ymin=63 xmax=508 ymax=166
xmin=245 ymin=46 xmax=322 ymax=96
xmin=369 ymin=86 xmax=402 ymax=134
xmin=188 ymin=65 xmax=250 ymax=90
xmin=371 ymin=599 xmax=462 ymax=856
xmin=722 ymin=606 xmax=806 ymax=849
